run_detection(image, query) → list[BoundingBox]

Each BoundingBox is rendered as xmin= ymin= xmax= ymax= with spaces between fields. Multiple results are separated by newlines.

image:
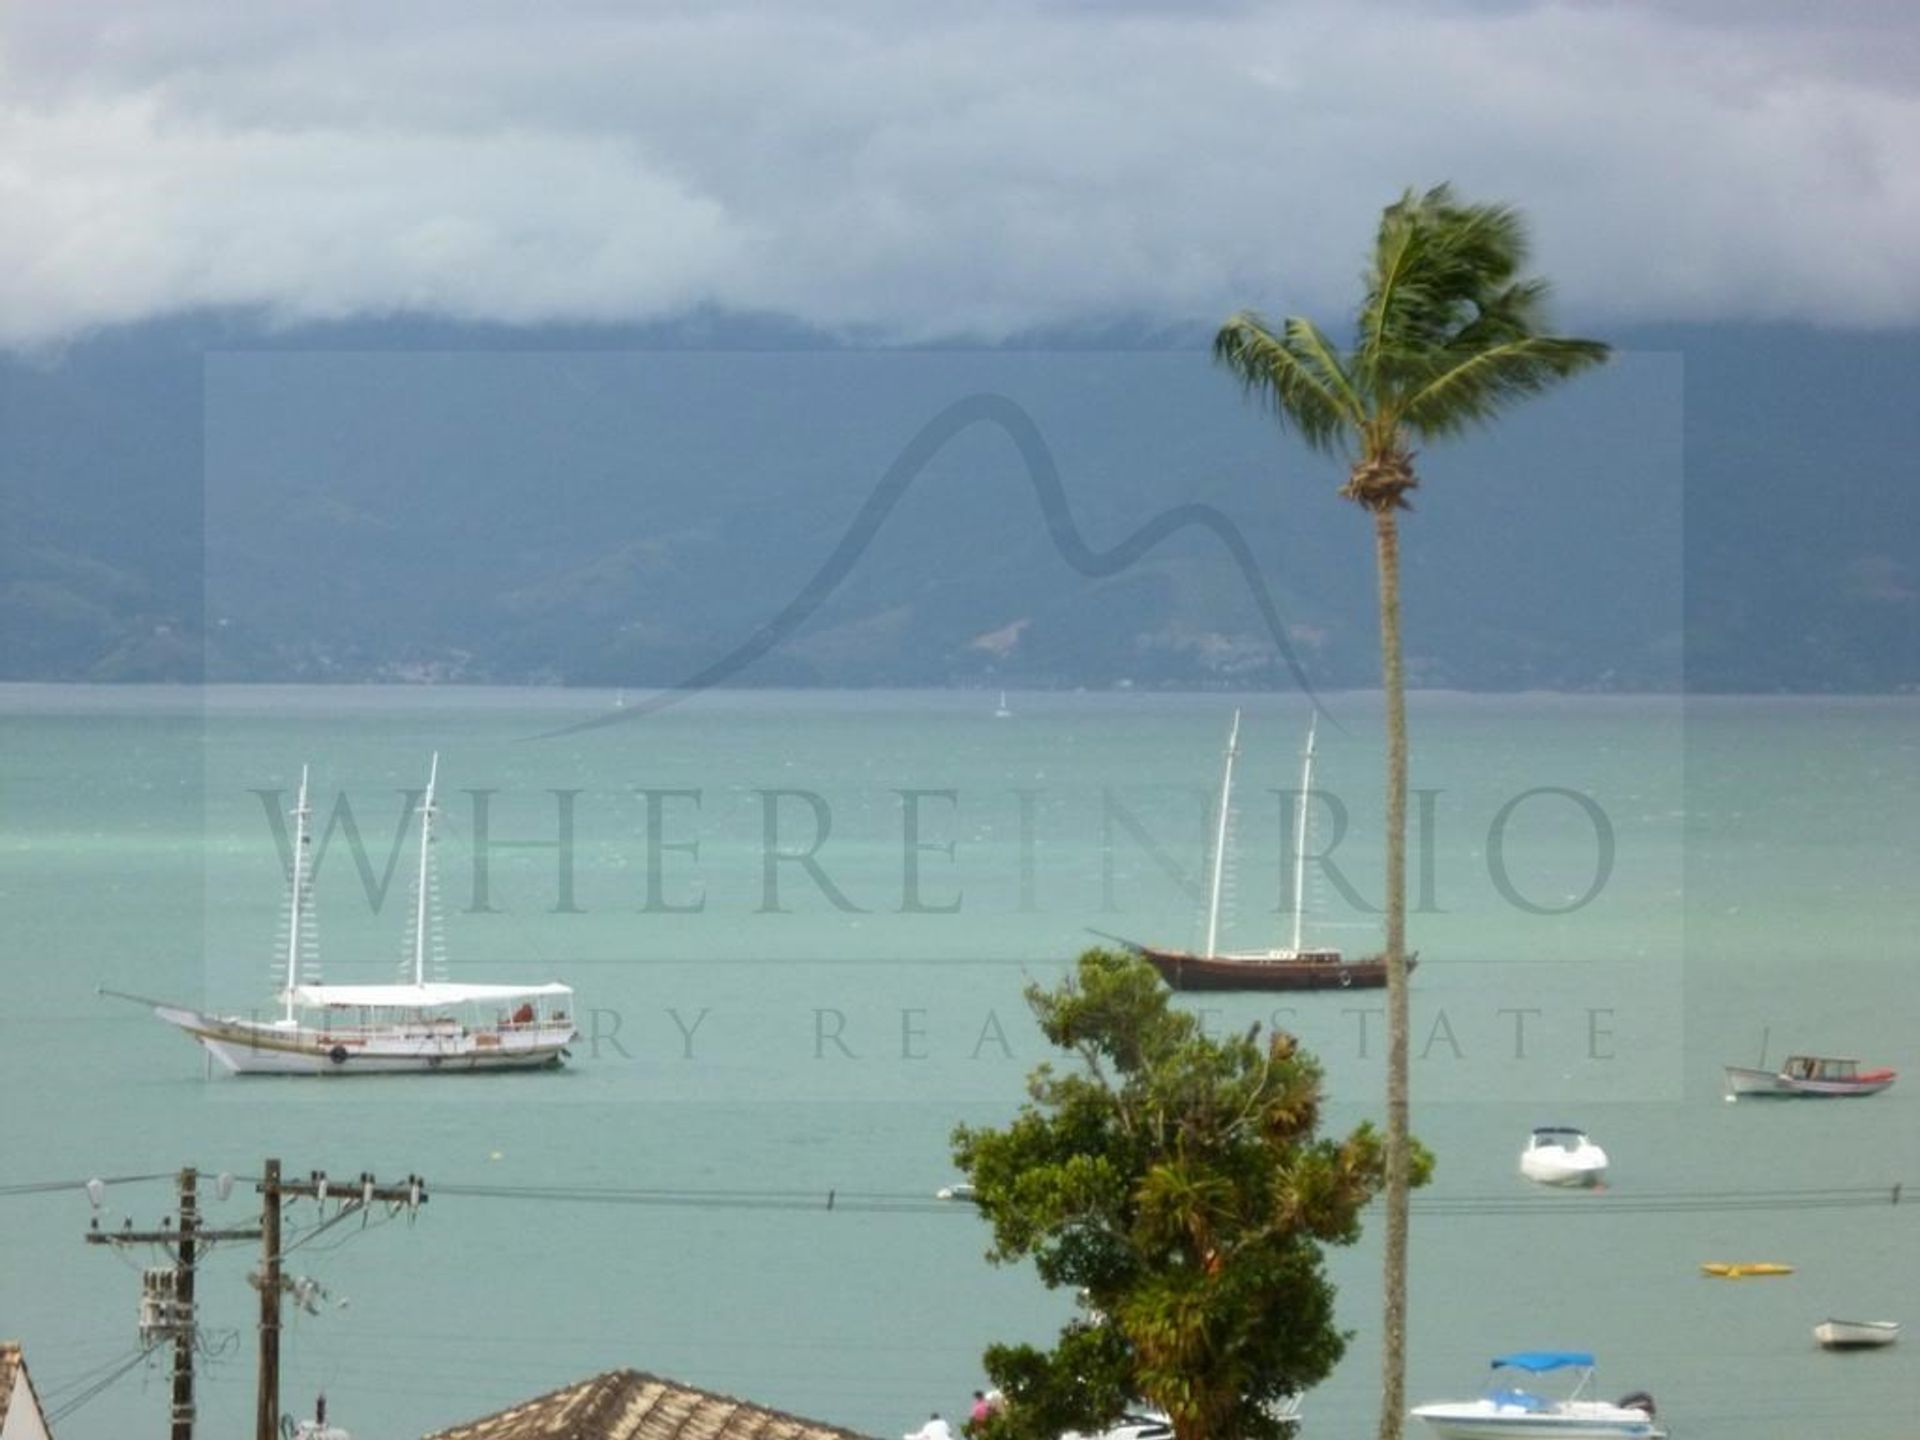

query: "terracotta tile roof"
xmin=0 ymin=1342 xmax=16 ymax=1431
xmin=422 ymin=1369 xmax=873 ymax=1440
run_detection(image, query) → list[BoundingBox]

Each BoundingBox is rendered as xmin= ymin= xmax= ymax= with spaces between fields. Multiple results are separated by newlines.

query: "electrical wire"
xmin=45 ymin=1344 xmax=158 ymax=1425
xmin=432 ymin=1177 xmax=1913 ymax=1218
xmin=0 ymin=1172 xmax=171 ymax=1198
xmin=11 ymin=1172 xmax=1909 ymax=1221
xmin=37 ymin=1345 xmax=158 ymax=1401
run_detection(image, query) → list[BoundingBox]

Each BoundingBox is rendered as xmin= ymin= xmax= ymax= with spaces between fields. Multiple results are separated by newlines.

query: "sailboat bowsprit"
xmin=118 ymin=755 xmax=578 ymax=1075
xmin=1123 ymin=713 xmax=1413 ymax=993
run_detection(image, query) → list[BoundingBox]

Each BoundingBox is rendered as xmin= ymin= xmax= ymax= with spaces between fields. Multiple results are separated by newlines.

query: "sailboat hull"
xmin=1136 ymin=947 xmax=1413 ymax=992
xmin=155 ymin=1005 xmax=573 ymax=1076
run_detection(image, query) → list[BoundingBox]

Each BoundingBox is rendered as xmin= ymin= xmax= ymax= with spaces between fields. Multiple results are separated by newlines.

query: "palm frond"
xmin=1357 ymin=186 xmax=1538 ymax=387
xmin=1448 ymin=279 xmax=1552 ymax=350
xmin=1399 ymin=335 xmax=1611 ymax=439
xmin=1212 ymin=312 xmax=1360 ymax=454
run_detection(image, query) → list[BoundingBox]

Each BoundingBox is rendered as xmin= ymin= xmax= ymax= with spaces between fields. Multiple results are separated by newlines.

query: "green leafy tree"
xmin=1212 ymin=185 xmax=1609 ymax=1440
xmin=952 ymin=949 xmax=1412 ymax=1440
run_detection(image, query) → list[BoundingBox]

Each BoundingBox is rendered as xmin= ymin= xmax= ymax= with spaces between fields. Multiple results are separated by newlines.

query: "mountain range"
xmin=2 ymin=314 xmax=1914 ymax=693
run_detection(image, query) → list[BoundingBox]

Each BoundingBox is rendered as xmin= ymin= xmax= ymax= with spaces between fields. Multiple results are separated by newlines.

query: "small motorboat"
xmin=1411 ymin=1352 xmax=1662 ymax=1439
xmin=1520 ymin=1128 xmax=1608 ymax=1188
xmin=1723 ymin=1055 xmax=1896 ymax=1099
xmin=1699 ymin=1262 xmax=1793 ymax=1278
xmin=1814 ymin=1319 xmax=1898 ymax=1350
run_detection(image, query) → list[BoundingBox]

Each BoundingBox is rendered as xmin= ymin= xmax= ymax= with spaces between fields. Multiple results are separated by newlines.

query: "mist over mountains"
xmin=1 ymin=314 xmax=1913 ymax=693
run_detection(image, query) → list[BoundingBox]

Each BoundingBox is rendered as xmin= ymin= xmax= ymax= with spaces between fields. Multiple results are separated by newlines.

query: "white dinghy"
xmin=1520 ymin=1127 xmax=1609 ymax=1188
xmin=1814 ymin=1319 xmax=1898 ymax=1350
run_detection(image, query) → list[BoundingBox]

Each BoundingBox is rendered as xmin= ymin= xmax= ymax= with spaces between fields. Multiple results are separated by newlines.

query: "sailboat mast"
xmin=1290 ymin=719 xmax=1317 ymax=954
xmin=1204 ymin=710 xmax=1241 ymax=957
xmin=283 ymin=765 xmax=311 ymax=1025
xmin=412 ymin=753 xmax=439 ymax=988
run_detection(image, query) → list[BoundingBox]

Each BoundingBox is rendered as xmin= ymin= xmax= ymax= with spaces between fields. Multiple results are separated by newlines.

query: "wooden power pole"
xmin=256 ymin=1157 xmax=281 ymax=1440
xmin=172 ymin=1168 xmax=197 ymax=1440
xmin=85 ymin=1167 xmax=262 ymax=1440
xmin=255 ymin=1159 xmax=428 ymax=1440
xmin=87 ymin=1160 xmax=426 ymax=1440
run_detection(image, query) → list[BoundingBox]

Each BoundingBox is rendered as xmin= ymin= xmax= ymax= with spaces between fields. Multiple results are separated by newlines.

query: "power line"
xmin=45 ymin=1345 xmax=159 ymax=1426
xmin=430 ymin=1177 xmax=1912 ymax=1218
xmin=21 ymin=1170 xmax=1907 ymax=1219
xmin=0 ymin=1172 xmax=171 ymax=1198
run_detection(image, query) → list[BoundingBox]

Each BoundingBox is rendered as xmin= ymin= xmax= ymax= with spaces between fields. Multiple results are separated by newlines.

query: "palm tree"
xmin=1213 ymin=185 xmax=1608 ymax=1440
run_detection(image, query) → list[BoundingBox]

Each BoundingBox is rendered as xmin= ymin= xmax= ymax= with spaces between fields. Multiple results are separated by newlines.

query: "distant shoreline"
xmin=3 ymin=680 xmax=1915 ymax=709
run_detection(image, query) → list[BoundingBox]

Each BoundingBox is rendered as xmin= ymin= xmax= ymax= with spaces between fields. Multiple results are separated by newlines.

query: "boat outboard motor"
xmin=1616 ymin=1392 xmax=1657 ymax=1419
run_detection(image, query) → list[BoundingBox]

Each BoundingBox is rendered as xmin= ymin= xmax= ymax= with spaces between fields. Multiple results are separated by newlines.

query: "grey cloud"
xmin=2 ymin=0 xmax=1917 ymax=347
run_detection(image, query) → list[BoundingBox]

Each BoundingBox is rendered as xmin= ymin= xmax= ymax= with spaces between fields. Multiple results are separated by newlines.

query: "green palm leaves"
xmin=1214 ymin=184 xmax=1609 ymax=503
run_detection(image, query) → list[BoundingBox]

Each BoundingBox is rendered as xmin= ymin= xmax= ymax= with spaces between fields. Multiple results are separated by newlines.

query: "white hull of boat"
xmin=1520 ymin=1149 xmax=1608 ymax=1187
xmin=1723 ymin=1065 xmax=1895 ymax=1098
xmin=1411 ymin=1402 xmax=1663 ymax=1440
xmin=156 ymin=1005 xmax=572 ymax=1075
xmin=1814 ymin=1319 xmax=1898 ymax=1349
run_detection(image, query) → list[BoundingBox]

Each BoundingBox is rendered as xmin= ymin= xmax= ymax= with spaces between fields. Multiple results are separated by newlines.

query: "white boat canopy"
xmin=289 ymin=982 xmax=573 ymax=1009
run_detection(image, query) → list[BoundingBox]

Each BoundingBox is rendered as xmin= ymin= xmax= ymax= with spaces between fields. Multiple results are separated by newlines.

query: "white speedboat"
xmin=1519 ymin=1127 xmax=1609 ymax=1187
xmin=1412 ymin=1352 xmax=1662 ymax=1439
xmin=1814 ymin=1318 xmax=1898 ymax=1349
xmin=114 ymin=756 xmax=576 ymax=1074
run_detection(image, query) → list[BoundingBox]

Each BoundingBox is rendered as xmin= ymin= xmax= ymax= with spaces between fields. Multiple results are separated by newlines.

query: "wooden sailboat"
xmin=112 ymin=756 xmax=576 ymax=1074
xmin=1119 ymin=713 xmax=1408 ymax=991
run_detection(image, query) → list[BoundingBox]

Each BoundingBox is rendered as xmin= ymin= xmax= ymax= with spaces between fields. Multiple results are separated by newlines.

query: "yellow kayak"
xmin=1701 ymin=1262 xmax=1794 ymax=1278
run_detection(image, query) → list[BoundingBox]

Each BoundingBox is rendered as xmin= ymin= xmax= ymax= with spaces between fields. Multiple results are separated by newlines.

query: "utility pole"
xmin=257 ymin=1158 xmax=281 ymax=1440
xmin=85 ymin=1167 xmax=261 ymax=1440
xmin=255 ymin=1159 xmax=427 ymax=1440
xmin=173 ymin=1168 xmax=197 ymax=1440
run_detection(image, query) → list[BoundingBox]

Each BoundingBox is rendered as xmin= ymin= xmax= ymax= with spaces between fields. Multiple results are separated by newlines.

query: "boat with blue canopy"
xmin=1411 ymin=1352 xmax=1662 ymax=1439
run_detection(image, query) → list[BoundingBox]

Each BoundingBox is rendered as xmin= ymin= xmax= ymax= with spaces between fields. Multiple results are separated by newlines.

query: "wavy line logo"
xmin=551 ymin=391 xmax=1319 ymax=736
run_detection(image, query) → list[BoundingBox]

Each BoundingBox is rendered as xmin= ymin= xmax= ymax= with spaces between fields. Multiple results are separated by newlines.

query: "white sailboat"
xmin=995 ymin=690 xmax=1013 ymax=718
xmin=113 ymin=756 xmax=576 ymax=1075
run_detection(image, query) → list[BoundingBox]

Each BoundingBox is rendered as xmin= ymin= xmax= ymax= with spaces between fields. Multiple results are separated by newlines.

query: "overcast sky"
xmin=3 ymin=0 xmax=1917 ymax=349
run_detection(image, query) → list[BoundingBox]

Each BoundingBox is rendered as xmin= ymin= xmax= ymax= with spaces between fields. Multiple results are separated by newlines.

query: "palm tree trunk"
xmin=1372 ymin=505 xmax=1410 ymax=1440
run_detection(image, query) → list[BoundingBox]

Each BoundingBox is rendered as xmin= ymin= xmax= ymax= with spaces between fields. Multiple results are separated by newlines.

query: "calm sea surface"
xmin=1 ymin=686 xmax=1914 ymax=1438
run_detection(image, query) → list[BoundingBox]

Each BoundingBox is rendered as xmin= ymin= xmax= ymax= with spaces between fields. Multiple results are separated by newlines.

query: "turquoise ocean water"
xmin=1 ymin=686 xmax=1914 ymax=1438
